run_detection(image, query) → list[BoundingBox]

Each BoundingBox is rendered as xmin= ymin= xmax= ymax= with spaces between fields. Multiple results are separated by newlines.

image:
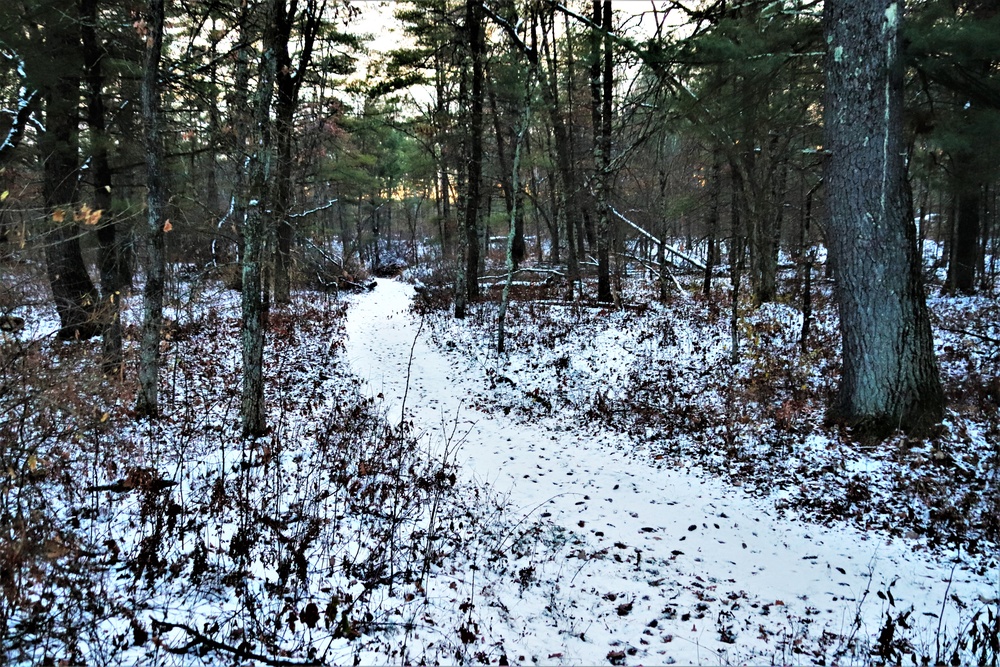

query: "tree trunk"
xmin=703 ymin=151 xmax=722 ymax=297
xmin=273 ymin=0 xmax=321 ymax=304
xmin=800 ymin=182 xmax=820 ymax=351
xmin=136 ymin=0 xmax=166 ymax=417
xmin=945 ymin=151 xmax=981 ymax=295
xmin=241 ymin=0 xmax=281 ymax=437
xmin=81 ymin=0 xmax=124 ymax=374
xmin=460 ymin=0 xmax=484 ymax=307
xmin=272 ymin=50 xmax=296 ymax=304
xmin=824 ymin=0 xmax=943 ymax=435
xmin=538 ymin=7 xmax=578 ymax=292
xmin=40 ymin=8 xmax=100 ymax=341
xmin=592 ymin=0 xmax=613 ymax=303
xmin=498 ymin=78 xmax=532 ymax=355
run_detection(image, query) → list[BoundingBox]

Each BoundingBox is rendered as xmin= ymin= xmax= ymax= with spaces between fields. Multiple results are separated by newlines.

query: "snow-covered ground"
xmin=343 ymin=278 xmax=1000 ymax=665
xmin=3 ymin=264 xmax=998 ymax=666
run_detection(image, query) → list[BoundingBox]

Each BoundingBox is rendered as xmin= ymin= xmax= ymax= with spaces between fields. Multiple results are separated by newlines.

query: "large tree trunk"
xmin=824 ymin=0 xmax=943 ymax=435
xmin=41 ymin=8 xmax=100 ymax=341
xmin=136 ymin=0 xmax=166 ymax=417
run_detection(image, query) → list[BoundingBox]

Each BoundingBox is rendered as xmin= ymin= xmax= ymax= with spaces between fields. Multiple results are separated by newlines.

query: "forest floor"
xmin=345 ymin=273 xmax=1000 ymax=666
xmin=2 ymin=260 xmax=999 ymax=665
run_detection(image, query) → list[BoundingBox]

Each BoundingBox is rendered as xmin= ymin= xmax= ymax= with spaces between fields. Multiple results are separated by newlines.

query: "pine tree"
xmin=824 ymin=0 xmax=944 ymax=434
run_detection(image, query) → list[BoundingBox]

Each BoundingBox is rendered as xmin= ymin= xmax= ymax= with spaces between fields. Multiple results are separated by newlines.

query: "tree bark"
xmin=242 ymin=0 xmax=282 ymax=437
xmin=538 ymin=7 xmax=579 ymax=292
xmin=461 ymin=0 xmax=485 ymax=306
xmin=40 ymin=6 xmax=101 ymax=341
xmin=824 ymin=0 xmax=943 ymax=435
xmin=703 ymin=151 xmax=722 ymax=297
xmin=592 ymin=0 xmax=612 ymax=303
xmin=136 ymin=0 xmax=167 ymax=417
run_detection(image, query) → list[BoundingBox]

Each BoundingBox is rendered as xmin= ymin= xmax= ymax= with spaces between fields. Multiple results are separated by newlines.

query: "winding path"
xmin=343 ymin=278 xmax=994 ymax=664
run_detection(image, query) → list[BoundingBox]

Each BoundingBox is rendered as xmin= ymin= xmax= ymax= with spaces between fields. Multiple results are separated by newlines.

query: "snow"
xmin=343 ymin=278 xmax=1000 ymax=664
xmin=4 ymin=264 xmax=998 ymax=665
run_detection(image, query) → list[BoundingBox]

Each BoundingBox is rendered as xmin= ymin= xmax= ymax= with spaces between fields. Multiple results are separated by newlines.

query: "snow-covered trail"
xmin=344 ymin=278 xmax=997 ymax=664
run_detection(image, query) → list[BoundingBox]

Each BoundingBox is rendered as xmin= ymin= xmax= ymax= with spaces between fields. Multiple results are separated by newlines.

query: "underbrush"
xmin=0 ymin=280 xmax=515 ymax=666
xmin=416 ymin=270 xmax=1000 ymax=570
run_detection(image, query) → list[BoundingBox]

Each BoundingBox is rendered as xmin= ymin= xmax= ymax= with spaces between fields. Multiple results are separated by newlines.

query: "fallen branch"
xmin=480 ymin=267 xmax=565 ymax=282
xmin=289 ymin=198 xmax=339 ymax=219
xmin=609 ymin=205 xmax=707 ymax=270
xmin=939 ymin=326 xmax=1000 ymax=346
xmin=621 ymin=252 xmax=689 ymax=299
xmin=151 ymin=618 xmax=322 ymax=666
xmin=301 ymin=238 xmax=343 ymax=269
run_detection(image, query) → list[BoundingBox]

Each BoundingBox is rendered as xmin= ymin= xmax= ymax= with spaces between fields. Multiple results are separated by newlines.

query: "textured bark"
xmin=461 ymin=0 xmax=485 ymax=305
xmin=271 ymin=11 xmax=295 ymax=306
xmin=498 ymin=88 xmax=531 ymax=355
xmin=40 ymin=7 xmax=100 ymax=341
xmin=730 ymin=145 xmax=781 ymax=305
xmin=0 ymin=86 xmax=39 ymax=166
xmin=487 ymin=50 xmax=528 ymax=271
xmin=222 ymin=4 xmax=253 ymax=275
xmin=824 ymin=0 xmax=943 ymax=435
xmin=242 ymin=0 xmax=281 ymax=437
xmin=592 ymin=0 xmax=612 ymax=303
xmin=800 ymin=182 xmax=820 ymax=351
xmin=434 ymin=54 xmax=453 ymax=257
xmin=454 ymin=64 xmax=469 ymax=319
xmin=136 ymin=0 xmax=166 ymax=417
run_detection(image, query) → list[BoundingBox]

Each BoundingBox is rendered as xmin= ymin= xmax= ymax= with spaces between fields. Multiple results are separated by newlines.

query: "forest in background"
xmin=2 ymin=0 xmax=1000 ymax=663
xmin=1 ymin=0 xmax=998 ymax=429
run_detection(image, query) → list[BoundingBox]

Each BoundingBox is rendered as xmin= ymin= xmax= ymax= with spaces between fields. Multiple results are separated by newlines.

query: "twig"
xmin=839 ymin=556 xmax=878 ymax=658
xmin=936 ymin=560 xmax=959 ymax=664
xmin=398 ymin=312 xmax=425 ymax=425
